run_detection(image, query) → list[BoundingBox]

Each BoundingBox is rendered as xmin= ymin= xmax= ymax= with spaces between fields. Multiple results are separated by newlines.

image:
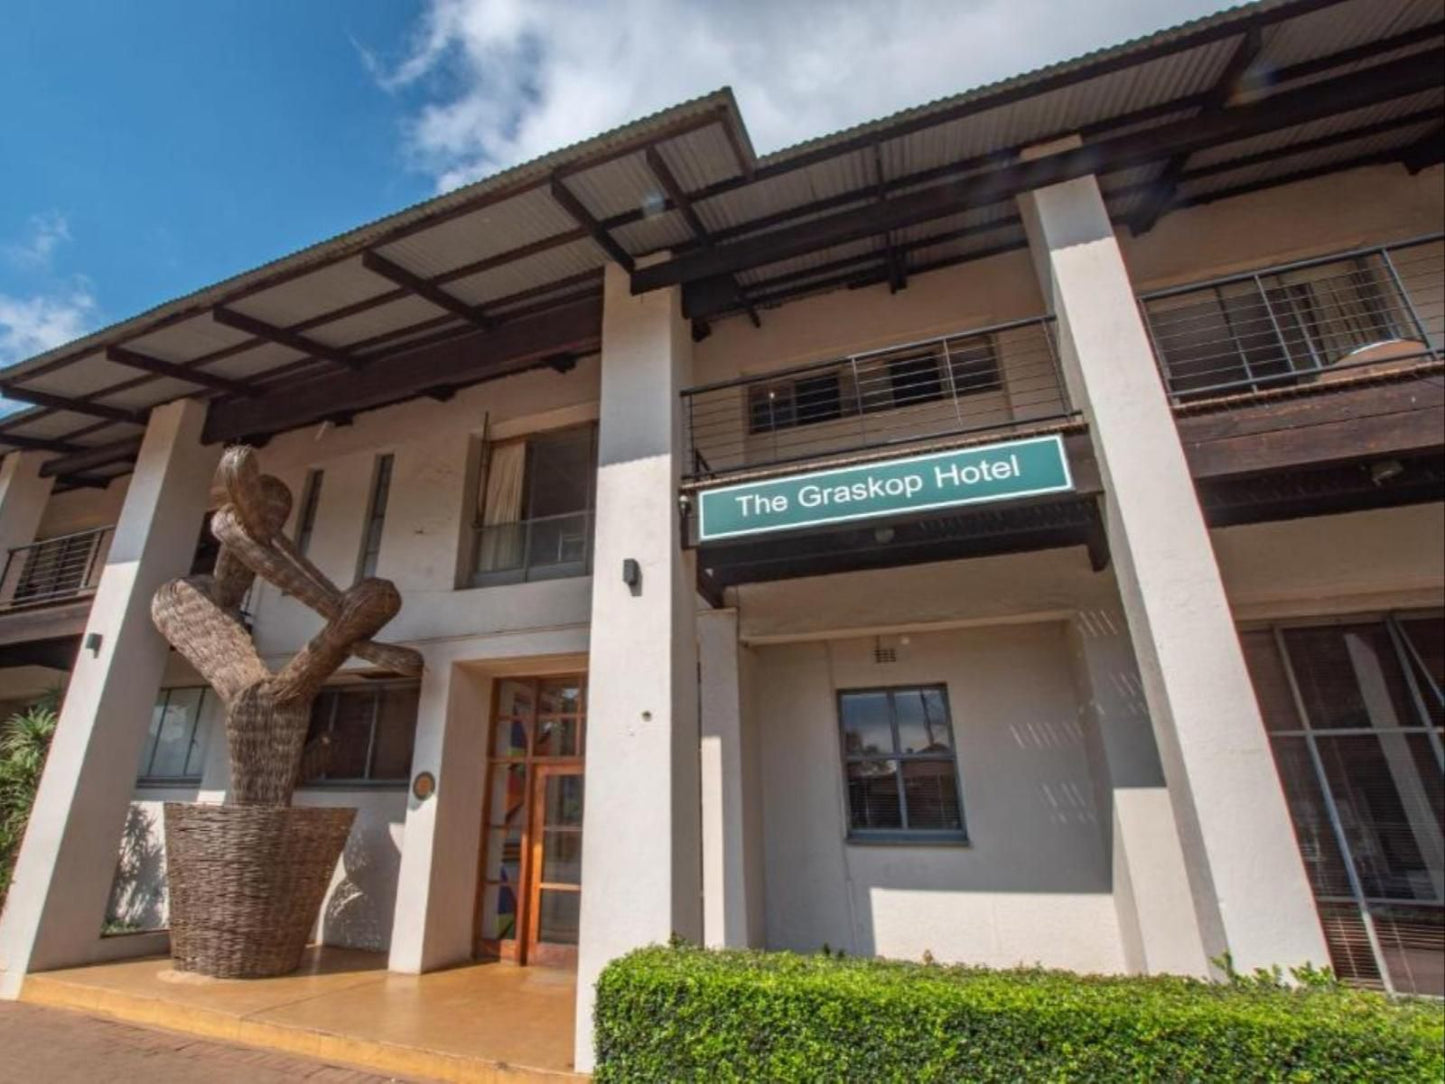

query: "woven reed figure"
xmin=152 ymin=446 xmax=422 ymax=976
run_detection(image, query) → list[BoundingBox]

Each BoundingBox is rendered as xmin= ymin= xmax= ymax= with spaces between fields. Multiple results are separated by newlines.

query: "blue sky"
xmin=0 ymin=0 xmax=1233 ymax=396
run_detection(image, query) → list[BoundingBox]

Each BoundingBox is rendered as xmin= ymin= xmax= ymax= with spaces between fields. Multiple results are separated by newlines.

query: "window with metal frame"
xmin=1240 ymin=612 xmax=1443 ymax=997
xmin=137 ymin=687 xmax=217 ymax=783
xmin=299 ymin=681 xmax=419 ymax=785
xmin=295 ymin=469 xmax=324 ymax=557
xmin=837 ymin=685 xmax=966 ymax=841
xmin=469 ymin=425 xmax=596 ymax=587
xmin=357 ymin=455 xmax=394 ymax=580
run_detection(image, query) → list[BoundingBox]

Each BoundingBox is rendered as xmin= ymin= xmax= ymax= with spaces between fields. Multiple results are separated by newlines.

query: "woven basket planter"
xmin=163 ymin=803 xmax=355 ymax=979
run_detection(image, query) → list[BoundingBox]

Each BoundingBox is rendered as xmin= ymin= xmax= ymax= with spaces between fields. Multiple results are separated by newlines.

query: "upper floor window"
xmin=137 ymin=686 xmax=217 ymax=784
xmin=748 ymin=332 xmax=1001 ymax=435
xmin=838 ymin=685 xmax=966 ymax=842
xmin=469 ymin=425 xmax=596 ymax=587
xmin=357 ymin=456 xmax=394 ymax=580
xmin=295 ymin=469 xmax=324 ymax=557
xmin=300 ymin=681 xmax=419 ymax=786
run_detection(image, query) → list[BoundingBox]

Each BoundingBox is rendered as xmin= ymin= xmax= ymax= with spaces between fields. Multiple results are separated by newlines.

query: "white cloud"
xmin=3 ymin=211 xmax=74 ymax=272
xmin=372 ymin=0 xmax=1236 ymax=192
xmin=0 ymin=285 xmax=98 ymax=366
xmin=0 ymin=213 xmax=98 ymax=372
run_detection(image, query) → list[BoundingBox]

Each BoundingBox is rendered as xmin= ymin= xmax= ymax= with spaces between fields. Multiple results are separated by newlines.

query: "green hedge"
xmin=594 ymin=946 xmax=1444 ymax=1082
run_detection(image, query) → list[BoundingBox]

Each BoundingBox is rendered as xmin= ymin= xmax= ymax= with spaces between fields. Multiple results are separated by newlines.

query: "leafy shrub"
xmin=595 ymin=945 xmax=1444 ymax=1082
xmin=0 ymin=690 xmax=61 ymax=908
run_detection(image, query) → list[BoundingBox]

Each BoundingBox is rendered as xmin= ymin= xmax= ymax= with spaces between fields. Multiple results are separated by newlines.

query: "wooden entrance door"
xmin=475 ymin=674 xmax=586 ymax=965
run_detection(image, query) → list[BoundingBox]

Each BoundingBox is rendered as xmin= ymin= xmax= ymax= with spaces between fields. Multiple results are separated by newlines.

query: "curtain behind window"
xmin=478 ymin=440 xmax=527 ymax=571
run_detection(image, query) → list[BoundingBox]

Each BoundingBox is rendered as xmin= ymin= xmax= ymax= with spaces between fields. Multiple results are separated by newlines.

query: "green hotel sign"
xmin=697 ymin=434 xmax=1073 ymax=542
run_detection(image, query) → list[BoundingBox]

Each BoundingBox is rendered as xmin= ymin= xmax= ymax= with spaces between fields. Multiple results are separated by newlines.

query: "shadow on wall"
xmin=321 ymin=814 xmax=402 ymax=952
xmin=103 ymin=804 xmax=167 ymax=934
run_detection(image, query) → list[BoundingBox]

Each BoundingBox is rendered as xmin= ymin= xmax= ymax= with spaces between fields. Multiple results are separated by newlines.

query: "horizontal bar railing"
xmin=0 ymin=525 xmax=114 ymax=610
xmin=682 ymin=314 xmax=1074 ymax=480
xmin=1139 ymin=233 xmax=1444 ymax=403
xmin=467 ymin=510 xmax=593 ymax=587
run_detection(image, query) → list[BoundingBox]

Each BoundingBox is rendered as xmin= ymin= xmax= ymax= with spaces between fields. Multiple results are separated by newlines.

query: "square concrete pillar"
xmin=387 ymin=655 xmax=487 ymax=973
xmin=699 ymin=608 xmax=757 ymax=949
xmin=0 ymin=452 xmax=56 ymax=573
xmin=1019 ymin=173 xmax=1327 ymax=975
xmin=0 ymin=399 xmax=219 ymax=996
xmin=574 ymin=263 xmax=701 ymax=1072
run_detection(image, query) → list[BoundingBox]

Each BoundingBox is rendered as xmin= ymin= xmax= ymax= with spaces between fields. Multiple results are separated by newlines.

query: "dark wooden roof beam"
xmin=106 ymin=345 xmax=257 ymax=396
xmin=211 ymin=306 xmax=364 ymax=372
xmin=0 ymin=433 xmax=84 ymax=455
xmin=1129 ymin=27 xmax=1265 ymax=235
xmin=550 ymin=177 xmax=635 ymax=272
xmin=0 ymin=384 xmax=144 ymax=425
xmin=1400 ymin=123 xmax=1444 ymax=173
xmin=361 ymin=251 xmax=493 ymax=330
xmin=644 ymin=146 xmax=761 ymax=327
xmin=205 ymin=295 xmax=602 ymax=444
xmin=39 ymin=435 xmax=145 ymax=479
xmin=632 ymin=47 xmax=1444 ymax=292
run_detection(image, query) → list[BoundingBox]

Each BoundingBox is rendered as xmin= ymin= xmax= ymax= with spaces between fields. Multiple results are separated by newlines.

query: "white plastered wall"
xmin=751 ymin=621 xmax=1125 ymax=974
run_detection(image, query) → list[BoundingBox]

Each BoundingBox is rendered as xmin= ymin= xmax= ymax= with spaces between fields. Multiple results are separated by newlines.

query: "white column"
xmin=699 ymin=608 xmax=753 ymax=949
xmin=0 ymin=452 xmax=55 ymax=599
xmin=1019 ymin=172 xmax=1328 ymax=974
xmin=1070 ymin=611 xmax=1209 ymax=977
xmin=574 ymin=263 xmax=700 ymax=1072
xmin=387 ymin=657 xmax=488 ymax=973
xmin=0 ymin=399 xmax=219 ymax=996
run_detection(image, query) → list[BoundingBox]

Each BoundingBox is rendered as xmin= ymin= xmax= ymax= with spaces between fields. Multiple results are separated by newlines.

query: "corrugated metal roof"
xmin=1 ymin=0 xmax=1439 ymax=478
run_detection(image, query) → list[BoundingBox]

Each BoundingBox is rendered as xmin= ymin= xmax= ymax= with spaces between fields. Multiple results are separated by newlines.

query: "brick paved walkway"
xmin=0 ymin=1001 xmax=424 ymax=1083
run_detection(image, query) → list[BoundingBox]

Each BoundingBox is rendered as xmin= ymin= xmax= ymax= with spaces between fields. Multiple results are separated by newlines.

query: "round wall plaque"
xmin=412 ymin=771 xmax=436 ymax=801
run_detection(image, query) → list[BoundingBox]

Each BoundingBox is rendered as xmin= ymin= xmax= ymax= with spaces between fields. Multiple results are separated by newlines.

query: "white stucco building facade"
xmin=0 ymin=1 xmax=1441 ymax=1071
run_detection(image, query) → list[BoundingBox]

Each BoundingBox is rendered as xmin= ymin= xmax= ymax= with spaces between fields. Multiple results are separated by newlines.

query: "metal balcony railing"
xmin=682 ymin=315 xmax=1074 ymax=480
xmin=1139 ymin=234 xmax=1444 ymax=403
xmin=467 ymin=510 xmax=593 ymax=587
xmin=0 ymin=525 xmax=113 ymax=611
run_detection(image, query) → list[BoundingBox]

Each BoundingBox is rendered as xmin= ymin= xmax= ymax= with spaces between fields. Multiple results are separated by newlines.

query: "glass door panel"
xmin=528 ymin=766 xmax=584 ymax=966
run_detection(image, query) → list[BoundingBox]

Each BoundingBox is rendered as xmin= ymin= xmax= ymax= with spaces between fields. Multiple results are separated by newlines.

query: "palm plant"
xmin=0 ymin=688 xmax=62 ymax=908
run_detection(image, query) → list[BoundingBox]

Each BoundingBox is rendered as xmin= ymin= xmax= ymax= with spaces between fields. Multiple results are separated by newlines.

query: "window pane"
xmin=846 ymin=759 xmax=902 ymax=830
xmin=487 ymin=763 xmax=528 ymax=828
xmin=1397 ymin=616 xmax=1443 ymax=727
xmin=840 ymin=691 xmax=893 ymax=756
xmin=370 ymin=684 xmax=418 ymax=780
xmin=541 ymin=829 xmax=583 ymax=885
xmin=895 ymin=688 xmax=951 ymax=754
xmin=1316 ymin=900 xmax=1385 ymax=990
xmin=526 ymin=428 xmax=592 ymax=519
xmin=541 ymin=774 xmax=584 ymax=828
xmin=1240 ymin=630 xmax=1307 ymax=732
xmin=1314 ymin=733 xmax=1443 ymax=903
xmin=483 ymin=825 xmax=524 ymax=885
xmin=887 ymin=352 xmax=943 ymax=406
xmin=537 ymin=889 xmax=580 ymax=944
xmin=493 ymin=715 xmax=529 ymax=758
xmin=525 ymin=511 xmax=589 ymax=572
xmin=479 ymin=882 xmax=519 ymax=942
xmin=326 ymin=689 xmax=375 ymax=780
xmin=1268 ymin=736 xmax=1355 ymax=898
xmin=1283 ymin=625 xmax=1420 ymax=730
xmin=902 ymin=760 xmax=962 ymax=830
xmin=794 ymin=373 xmax=843 ymax=425
xmin=538 ymin=678 xmax=582 ymax=716
xmin=148 ymin=688 xmax=203 ymax=778
xmin=137 ymin=700 xmax=165 ymax=777
xmin=534 ymin=718 xmax=580 ymax=757
xmin=1371 ymin=903 xmax=1445 ymax=997
xmin=946 ymin=334 xmax=1001 ymax=395
xmin=182 ymin=690 xmax=219 ymax=778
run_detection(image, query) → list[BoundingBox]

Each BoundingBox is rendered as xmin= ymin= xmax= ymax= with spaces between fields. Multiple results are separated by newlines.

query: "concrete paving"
xmin=0 ymin=1000 xmax=420 ymax=1083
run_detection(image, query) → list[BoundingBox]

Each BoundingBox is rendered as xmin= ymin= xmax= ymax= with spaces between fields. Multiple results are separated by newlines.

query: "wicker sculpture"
xmin=152 ymin=446 xmax=422 ymax=978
